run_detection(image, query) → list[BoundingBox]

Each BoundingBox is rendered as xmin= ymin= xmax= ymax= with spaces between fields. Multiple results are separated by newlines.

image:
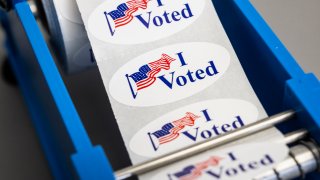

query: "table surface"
xmin=252 ymin=0 xmax=320 ymax=78
xmin=0 ymin=0 xmax=319 ymax=179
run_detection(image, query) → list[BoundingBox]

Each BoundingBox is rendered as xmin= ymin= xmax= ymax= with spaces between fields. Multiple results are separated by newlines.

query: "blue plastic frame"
xmin=213 ymin=0 xmax=320 ymax=140
xmin=2 ymin=1 xmax=114 ymax=179
xmin=1 ymin=0 xmax=320 ymax=179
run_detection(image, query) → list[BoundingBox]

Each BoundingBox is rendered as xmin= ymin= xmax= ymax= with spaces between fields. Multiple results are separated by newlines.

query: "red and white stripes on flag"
xmin=158 ymin=112 xmax=201 ymax=145
xmin=114 ymin=0 xmax=149 ymax=28
xmin=180 ymin=156 xmax=222 ymax=180
xmin=136 ymin=53 xmax=176 ymax=91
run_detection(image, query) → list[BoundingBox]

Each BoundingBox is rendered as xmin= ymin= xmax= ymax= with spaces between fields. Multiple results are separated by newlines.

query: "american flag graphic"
xmin=174 ymin=156 xmax=222 ymax=180
xmin=152 ymin=112 xmax=201 ymax=145
xmin=107 ymin=0 xmax=149 ymax=28
xmin=129 ymin=53 xmax=176 ymax=91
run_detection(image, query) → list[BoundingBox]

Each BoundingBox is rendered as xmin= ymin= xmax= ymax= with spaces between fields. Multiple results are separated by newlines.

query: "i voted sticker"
xmin=88 ymin=0 xmax=206 ymax=44
xmin=151 ymin=143 xmax=288 ymax=180
xmin=129 ymin=99 xmax=259 ymax=157
xmin=109 ymin=42 xmax=230 ymax=107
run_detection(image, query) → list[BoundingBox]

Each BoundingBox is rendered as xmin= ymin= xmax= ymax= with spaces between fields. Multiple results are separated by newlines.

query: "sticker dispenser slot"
xmin=1 ymin=0 xmax=320 ymax=179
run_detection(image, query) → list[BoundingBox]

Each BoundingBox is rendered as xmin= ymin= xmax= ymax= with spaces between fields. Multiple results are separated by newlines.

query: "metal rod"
xmin=28 ymin=0 xmax=38 ymax=18
xmin=282 ymin=129 xmax=308 ymax=145
xmin=116 ymin=110 xmax=295 ymax=179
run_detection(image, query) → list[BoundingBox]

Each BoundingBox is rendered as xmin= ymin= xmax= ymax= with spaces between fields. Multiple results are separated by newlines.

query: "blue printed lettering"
xmin=135 ymin=4 xmax=193 ymax=29
xmin=157 ymin=60 xmax=219 ymax=89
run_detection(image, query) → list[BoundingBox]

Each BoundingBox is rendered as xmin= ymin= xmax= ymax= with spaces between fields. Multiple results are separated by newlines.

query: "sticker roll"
xmin=142 ymin=141 xmax=289 ymax=180
xmin=74 ymin=0 xmax=287 ymax=177
xmin=40 ymin=0 xmax=95 ymax=73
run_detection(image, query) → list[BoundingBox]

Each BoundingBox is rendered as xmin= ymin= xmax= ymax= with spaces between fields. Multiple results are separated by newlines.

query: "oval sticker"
xmin=109 ymin=42 xmax=231 ymax=107
xmin=150 ymin=142 xmax=288 ymax=180
xmin=129 ymin=99 xmax=259 ymax=157
xmin=88 ymin=0 xmax=206 ymax=44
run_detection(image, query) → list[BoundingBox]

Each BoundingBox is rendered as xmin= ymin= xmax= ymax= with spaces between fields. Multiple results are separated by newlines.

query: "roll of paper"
xmin=74 ymin=0 xmax=287 ymax=178
xmin=142 ymin=137 xmax=289 ymax=180
xmin=41 ymin=0 xmax=95 ymax=73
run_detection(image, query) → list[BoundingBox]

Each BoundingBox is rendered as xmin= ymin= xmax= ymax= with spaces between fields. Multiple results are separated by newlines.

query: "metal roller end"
xmin=254 ymin=141 xmax=320 ymax=180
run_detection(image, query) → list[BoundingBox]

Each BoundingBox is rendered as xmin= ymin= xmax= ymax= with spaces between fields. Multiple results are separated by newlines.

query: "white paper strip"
xmin=75 ymin=0 xmax=286 ymax=172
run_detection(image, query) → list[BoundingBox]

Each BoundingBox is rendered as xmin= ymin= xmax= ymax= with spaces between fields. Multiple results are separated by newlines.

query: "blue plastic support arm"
xmin=13 ymin=1 xmax=114 ymax=179
xmin=232 ymin=0 xmax=320 ymax=143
